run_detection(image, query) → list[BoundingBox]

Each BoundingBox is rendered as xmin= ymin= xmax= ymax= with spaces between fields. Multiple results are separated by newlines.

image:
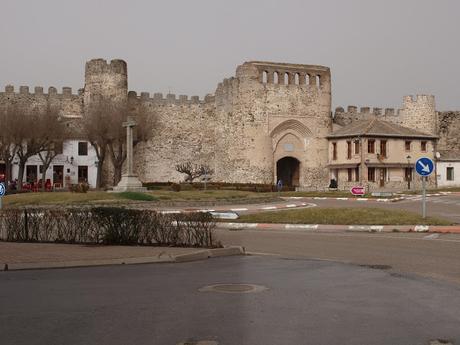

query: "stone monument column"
xmin=113 ymin=117 xmax=147 ymax=192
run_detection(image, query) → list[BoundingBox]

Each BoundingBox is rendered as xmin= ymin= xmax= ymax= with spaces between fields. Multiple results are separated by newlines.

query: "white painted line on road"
xmin=313 ymin=197 xmax=327 ymax=200
xmin=160 ymin=210 xmax=181 ymax=214
xmin=423 ymin=233 xmax=440 ymax=240
xmin=301 ymin=203 xmax=307 ymax=206
xmin=198 ymin=209 xmax=215 ymax=212
xmin=376 ymin=199 xmax=390 ymax=202
xmin=285 ymin=224 xmax=319 ymax=230
xmin=286 ymin=197 xmax=303 ymax=199
xmin=356 ymin=198 xmax=368 ymax=201
xmin=261 ymin=206 xmax=277 ymax=210
xmin=336 ymin=198 xmax=348 ymax=200
xmin=414 ymin=225 xmax=430 ymax=232
xmin=231 ymin=208 xmax=249 ymax=212
xmin=286 ymin=204 xmax=297 ymax=208
xmin=347 ymin=225 xmax=383 ymax=232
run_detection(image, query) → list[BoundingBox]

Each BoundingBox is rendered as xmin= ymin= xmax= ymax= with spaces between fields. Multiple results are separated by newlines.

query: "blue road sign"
xmin=0 ymin=182 xmax=5 ymax=197
xmin=415 ymin=157 xmax=434 ymax=176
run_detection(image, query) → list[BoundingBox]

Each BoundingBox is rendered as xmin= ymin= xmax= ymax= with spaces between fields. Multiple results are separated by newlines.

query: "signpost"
xmin=415 ymin=157 xmax=434 ymax=218
xmin=0 ymin=182 xmax=5 ymax=210
xmin=350 ymin=186 xmax=365 ymax=196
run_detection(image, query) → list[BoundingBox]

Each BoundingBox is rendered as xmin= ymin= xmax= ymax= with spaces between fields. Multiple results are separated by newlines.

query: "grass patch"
xmin=118 ymin=192 xmax=158 ymax=201
xmin=237 ymin=207 xmax=452 ymax=225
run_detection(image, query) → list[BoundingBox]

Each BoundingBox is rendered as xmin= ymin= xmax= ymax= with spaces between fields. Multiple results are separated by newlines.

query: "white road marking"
xmin=356 ymin=198 xmax=368 ymax=201
xmin=414 ymin=225 xmax=430 ymax=232
xmin=261 ymin=206 xmax=277 ymax=210
xmin=231 ymin=208 xmax=249 ymax=212
xmin=160 ymin=210 xmax=181 ymax=214
xmin=198 ymin=209 xmax=215 ymax=212
xmin=423 ymin=233 xmax=440 ymax=240
xmin=285 ymin=224 xmax=319 ymax=230
xmin=336 ymin=198 xmax=348 ymax=200
xmin=313 ymin=197 xmax=327 ymax=200
xmin=286 ymin=204 xmax=297 ymax=208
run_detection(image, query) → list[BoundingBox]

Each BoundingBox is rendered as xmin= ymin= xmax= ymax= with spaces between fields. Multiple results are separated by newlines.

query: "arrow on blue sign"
xmin=0 ymin=182 xmax=5 ymax=197
xmin=415 ymin=157 xmax=434 ymax=176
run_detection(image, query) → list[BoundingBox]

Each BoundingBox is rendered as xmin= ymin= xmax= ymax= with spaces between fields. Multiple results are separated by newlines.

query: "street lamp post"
xmin=406 ymin=155 xmax=411 ymax=190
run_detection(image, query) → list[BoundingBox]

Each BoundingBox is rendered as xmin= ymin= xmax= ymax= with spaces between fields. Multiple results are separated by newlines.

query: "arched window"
xmin=305 ymin=73 xmax=310 ymax=85
xmin=294 ymin=73 xmax=300 ymax=85
xmin=273 ymin=71 xmax=279 ymax=84
xmin=316 ymin=75 xmax=321 ymax=88
xmin=284 ymin=72 xmax=289 ymax=85
xmin=262 ymin=71 xmax=268 ymax=84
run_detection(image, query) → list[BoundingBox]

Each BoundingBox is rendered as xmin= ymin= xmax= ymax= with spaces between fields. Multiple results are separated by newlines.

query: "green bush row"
xmin=0 ymin=207 xmax=218 ymax=248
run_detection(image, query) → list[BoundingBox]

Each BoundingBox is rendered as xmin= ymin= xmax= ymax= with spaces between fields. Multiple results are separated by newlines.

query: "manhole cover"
xmin=199 ymin=283 xmax=268 ymax=294
xmin=177 ymin=341 xmax=218 ymax=345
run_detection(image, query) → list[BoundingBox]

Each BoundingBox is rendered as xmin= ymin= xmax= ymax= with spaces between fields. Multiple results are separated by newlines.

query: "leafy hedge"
xmin=143 ymin=181 xmax=296 ymax=192
xmin=0 ymin=207 xmax=218 ymax=248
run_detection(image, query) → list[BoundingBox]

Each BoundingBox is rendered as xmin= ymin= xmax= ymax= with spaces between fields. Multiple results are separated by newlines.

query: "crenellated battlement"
xmin=335 ymin=105 xmax=399 ymax=117
xmin=1 ymin=85 xmax=83 ymax=98
xmin=127 ymin=90 xmax=210 ymax=105
xmin=85 ymin=58 xmax=127 ymax=76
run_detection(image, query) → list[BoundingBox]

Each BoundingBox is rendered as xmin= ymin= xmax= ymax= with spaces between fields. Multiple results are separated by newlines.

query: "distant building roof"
xmin=327 ymin=118 xmax=437 ymax=139
xmin=438 ymin=150 xmax=460 ymax=161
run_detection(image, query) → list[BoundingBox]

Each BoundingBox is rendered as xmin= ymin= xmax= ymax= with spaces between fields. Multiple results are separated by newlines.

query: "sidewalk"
xmin=0 ymin=242 xmax=244 ymax=271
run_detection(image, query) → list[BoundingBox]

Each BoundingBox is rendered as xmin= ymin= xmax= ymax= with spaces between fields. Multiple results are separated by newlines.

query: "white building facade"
xmin=437 ymin=151 xmax=460 ymax=187
xmin=10 ymin=140 xmax=98 ymax=189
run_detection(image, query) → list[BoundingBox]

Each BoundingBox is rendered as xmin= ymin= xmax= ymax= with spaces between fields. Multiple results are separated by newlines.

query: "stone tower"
xmin=399 ymin=95 xmax=437 ymax=135
xmin=83 ymin=58 xmax=128 ymax=105
xmin=214 ymin=61 xmax=332 ymax=188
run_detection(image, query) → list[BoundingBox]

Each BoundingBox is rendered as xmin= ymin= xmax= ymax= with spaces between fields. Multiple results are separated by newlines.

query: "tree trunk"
xmin=113 ymin=162 xmax=123 ymax=186
xmin=17 ymin=160 xmax=26 ymax=191
xmin=40 ymin=169 xmax=47 ymax=192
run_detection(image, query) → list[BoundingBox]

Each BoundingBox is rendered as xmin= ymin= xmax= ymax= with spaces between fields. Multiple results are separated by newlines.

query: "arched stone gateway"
xmin=276 ymin=157 xmax=300 ymax=187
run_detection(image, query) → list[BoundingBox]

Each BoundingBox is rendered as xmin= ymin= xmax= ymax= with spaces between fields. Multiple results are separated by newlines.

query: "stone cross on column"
xmin=122 ymin=116 xmax=136 ymax=176
xmin=113 ymin=116 xmax=147 ymax=192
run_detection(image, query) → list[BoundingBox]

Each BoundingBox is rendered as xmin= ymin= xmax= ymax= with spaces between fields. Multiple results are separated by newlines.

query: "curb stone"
xmin=1 ymin=246 xmax=246 ymax=272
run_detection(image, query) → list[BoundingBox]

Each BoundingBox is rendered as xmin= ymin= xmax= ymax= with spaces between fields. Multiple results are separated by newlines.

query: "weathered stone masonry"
xmin=1 ymin=58 xmax=459 ymax=188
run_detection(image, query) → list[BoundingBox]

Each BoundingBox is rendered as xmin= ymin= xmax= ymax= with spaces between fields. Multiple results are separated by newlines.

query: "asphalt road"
xmin=1 ymin=256 xmax=460 ymax=345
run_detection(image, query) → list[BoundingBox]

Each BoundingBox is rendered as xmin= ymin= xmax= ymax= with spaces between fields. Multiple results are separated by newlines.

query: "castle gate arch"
xmin=276 ymin=156 xmax=300 ymax=187
xmin=270 ymin=119 xmax=312 ymax=187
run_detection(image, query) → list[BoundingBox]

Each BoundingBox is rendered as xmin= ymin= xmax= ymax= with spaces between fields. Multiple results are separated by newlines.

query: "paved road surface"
xmin=1 ymin=256 xmax=460 ymax=345
xmin=216 ymin=229 xmax=460 ymax=284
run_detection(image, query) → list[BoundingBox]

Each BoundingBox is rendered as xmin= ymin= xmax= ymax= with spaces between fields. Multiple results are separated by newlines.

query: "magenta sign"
xmin=350 ymin=186 xmax=365 ymax=196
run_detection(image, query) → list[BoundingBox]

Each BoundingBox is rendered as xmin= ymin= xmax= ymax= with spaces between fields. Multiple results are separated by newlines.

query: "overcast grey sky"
xmin=1 ymin=0 xmax=459 ymax=110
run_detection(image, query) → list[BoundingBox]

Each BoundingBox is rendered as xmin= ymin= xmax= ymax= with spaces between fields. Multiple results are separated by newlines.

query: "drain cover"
xmin=177 ymin=341 xmax=218 ymax=345
xmin=199 ymin=283 xmax=268 ymax=294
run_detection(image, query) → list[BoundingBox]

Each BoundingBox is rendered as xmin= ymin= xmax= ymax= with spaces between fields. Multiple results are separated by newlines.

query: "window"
xmin=421 ymin=141 xmax=427 ymax=152
xmin=347 ymin=168 xmax=353 ymax=182
xmin=447 ymin=167 xmax=454 ymax=181
xmin=347 ymin=141 xmax=352 ymax=159
xmin=332 ymin=142 xmax=337 ymax=160
xmin=368 ymin=139 xmax=375 ymax=154
xmin=368 ymin=167 xmax=375 ymax=182
xmin=355 ymin=166 xmax=360 ymax=182
xmin=78 ymin=142 xmax=88 ymax=156
xmin=354 ymin=140 xmax=360 ymax=155
xmin=380 ymin=140 xmax=387 ymax=157
xmin=405 ymin=141 xmax=411 ymax=151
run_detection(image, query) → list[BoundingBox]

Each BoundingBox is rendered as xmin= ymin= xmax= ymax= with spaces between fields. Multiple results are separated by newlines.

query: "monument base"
xmin=112 ymin=174 xmax=147 ymax=193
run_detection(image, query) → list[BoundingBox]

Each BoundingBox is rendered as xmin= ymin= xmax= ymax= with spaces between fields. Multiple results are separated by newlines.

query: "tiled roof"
xmin=438 ymin=150 xmax=460 ymax=161
xmin=327 ymin=118 xmax=437 ymax=139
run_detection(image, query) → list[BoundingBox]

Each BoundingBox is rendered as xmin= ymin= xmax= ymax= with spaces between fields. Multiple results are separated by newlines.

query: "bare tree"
xmin=0 ymin=106 xmax=19 ymax=186
xmin=106 ymin=102 xmax=153 ymax=186
xmin=36 ymin=106 xmax=67 ymax=191
xmin=82 ymin=101 xmax=112 ymax=189
xmin=175 ymin=162 xmax=214 ymax=183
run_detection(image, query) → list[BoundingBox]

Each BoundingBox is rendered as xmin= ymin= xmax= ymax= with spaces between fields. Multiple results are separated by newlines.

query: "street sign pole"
xmin=415 ymin=157 xmax=434 ymax=219
xmin=422 ymin=176 xmax=426 ymax=218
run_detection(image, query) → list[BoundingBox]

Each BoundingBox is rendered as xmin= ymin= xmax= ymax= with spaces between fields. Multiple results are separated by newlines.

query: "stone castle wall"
xmin=1 ymin=57 xmax=460 ymax=188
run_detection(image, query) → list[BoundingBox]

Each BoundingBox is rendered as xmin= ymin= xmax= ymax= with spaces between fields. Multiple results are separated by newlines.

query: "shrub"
xmin=170 ymin=183 xmax=181 ymax=192
xmin=0 ymin=207 xmax=218 ymax=248
xmin=69 ymin=182 xmax=90 ymax=193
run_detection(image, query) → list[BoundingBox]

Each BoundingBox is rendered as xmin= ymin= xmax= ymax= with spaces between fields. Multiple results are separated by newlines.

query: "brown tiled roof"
xmin=327 ymin=118 xmax=437 ymax=139
xmin=438 ymin=150 xmax=460 ymax=161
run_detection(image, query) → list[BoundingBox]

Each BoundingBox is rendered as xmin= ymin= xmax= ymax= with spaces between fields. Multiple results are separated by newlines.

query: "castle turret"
xmin=399 ymin=95 xmax=437 ymax=135
xmin=84 ymin=58 xmax=128 ymax=105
